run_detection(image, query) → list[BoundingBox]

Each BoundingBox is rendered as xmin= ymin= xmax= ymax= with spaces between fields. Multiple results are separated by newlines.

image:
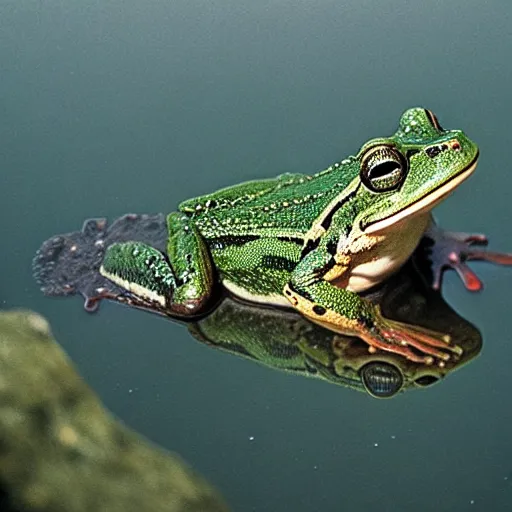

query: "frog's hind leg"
xmin=165 ymin=212 xmax=215 ymax=315
xmin=100 ymin=242 xmax=177 ymax=309
xmin=100 ymin=212 xmax=214 ymax=317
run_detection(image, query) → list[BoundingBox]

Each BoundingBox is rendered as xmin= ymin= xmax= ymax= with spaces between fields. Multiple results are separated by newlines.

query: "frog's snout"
xmin=424 ymin=131 xmax=478 ymax=167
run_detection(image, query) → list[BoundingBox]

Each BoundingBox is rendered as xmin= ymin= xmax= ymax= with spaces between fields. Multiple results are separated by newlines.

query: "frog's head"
xmin=355 ymin=108 xmax=479 ymax=233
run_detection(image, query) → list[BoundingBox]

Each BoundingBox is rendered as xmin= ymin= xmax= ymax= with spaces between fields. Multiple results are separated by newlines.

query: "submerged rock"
xmin=0 ymin=310 xmax=229 ymax=512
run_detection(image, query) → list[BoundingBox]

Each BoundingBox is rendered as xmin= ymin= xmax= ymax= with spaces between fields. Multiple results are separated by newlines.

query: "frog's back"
xmin=179 ymin=163 xmax=357 ymax=239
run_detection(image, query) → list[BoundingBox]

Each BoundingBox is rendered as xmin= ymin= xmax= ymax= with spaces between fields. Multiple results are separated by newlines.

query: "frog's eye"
xmin=424 ymin=109 xmax=444 ymax=131
xmin=360 ymin=145 xmax=408 ymax=193
xmin=360 ymin=362 xmax=404 ymax=398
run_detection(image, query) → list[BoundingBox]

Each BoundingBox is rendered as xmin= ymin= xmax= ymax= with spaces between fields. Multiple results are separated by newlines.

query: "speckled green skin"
xmin=100 ymin=108 xmax=478 ymax=361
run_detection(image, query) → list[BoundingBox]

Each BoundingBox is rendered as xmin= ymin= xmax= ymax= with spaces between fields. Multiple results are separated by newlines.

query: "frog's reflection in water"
xmin=189 ymin=270 xmax=481 ymax=398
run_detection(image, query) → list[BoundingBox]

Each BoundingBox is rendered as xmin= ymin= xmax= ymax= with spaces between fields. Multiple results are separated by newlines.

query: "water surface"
xmin=2 ymin=1 xmax=512 ymax=510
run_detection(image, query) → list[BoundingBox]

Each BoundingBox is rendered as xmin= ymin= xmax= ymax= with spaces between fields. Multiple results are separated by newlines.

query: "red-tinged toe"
xmin=455 ymin=263 xmax=483 ymax=292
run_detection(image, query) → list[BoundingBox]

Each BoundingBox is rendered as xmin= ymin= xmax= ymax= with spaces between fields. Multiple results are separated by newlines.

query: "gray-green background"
xmin=2 ymin=1 xmax=512 ymax=510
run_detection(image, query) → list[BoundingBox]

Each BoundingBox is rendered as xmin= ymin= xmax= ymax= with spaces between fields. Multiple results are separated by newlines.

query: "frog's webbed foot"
xmin=285 ymin=271 xmax=460 ymax=366
xmin=417 ymin=222 xmax=512 ymax=291
xmin=360 ymin=306 xmax=462 ymax=366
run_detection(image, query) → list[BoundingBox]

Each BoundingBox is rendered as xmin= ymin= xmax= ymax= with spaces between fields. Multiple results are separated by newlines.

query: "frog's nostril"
xmin=415 ymin=375 xmax=439 ymax=387
xmin=450 ymin=141 xmax=461 ymax=151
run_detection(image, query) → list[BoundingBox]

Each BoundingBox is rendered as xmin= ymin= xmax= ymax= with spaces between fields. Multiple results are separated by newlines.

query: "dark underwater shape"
xmin=33 ymin=214 xmax=169 ymax=314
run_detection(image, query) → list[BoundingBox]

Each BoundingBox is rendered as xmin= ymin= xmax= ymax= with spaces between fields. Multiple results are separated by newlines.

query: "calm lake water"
xmin=2 ymin=1 xmax=512 ymax=510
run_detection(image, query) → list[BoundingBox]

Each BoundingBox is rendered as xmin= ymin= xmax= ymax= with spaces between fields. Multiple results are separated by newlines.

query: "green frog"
xmin=99 ymin=108 xmax=487 ymax=365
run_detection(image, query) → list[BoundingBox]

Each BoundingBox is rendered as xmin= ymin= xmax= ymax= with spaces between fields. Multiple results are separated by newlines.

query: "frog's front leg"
xmin=417 ymin=219 xmax=512 ymax=292
xmin=284 ymin=248 xmax=462 ymax=365
xmin=100 ymin=212 xmax=214 ymax=316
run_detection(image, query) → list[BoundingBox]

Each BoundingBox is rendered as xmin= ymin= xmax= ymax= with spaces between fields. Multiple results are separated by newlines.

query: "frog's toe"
xmin=359 ymin=331 xmax=436 ymax=364
xmin=446 ymin=259 xmax=483 ymax=292
xmin=359 ymin=310 xmax=461 ymax=366
xmin=383 ymin=326 xmax=453 ymax=362
xmin=462 ymin=233 xmax=488 ymax=245
xmin=441 ymin=231 xmax=488 ymax=245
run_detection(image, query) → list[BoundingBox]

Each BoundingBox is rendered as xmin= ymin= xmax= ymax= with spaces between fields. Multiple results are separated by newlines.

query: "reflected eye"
xmin=360 ymin=362 xmax=404 ymax=398
xmin=360 ymin=146 xmax=408 ymax=192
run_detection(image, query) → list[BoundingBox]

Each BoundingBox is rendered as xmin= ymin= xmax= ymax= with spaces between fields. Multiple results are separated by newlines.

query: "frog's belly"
xmin=342 ymin=213 xmax=431 ymax=293
xmin=222 ymin=280 xmax=291 ymax=307
xmin=222 ymin=213 xmax=431 ymax=304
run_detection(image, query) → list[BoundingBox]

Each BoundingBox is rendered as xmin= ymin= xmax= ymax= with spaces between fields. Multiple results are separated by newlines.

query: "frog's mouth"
xmin=363 ymin=153 xmax=479 ymax=234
